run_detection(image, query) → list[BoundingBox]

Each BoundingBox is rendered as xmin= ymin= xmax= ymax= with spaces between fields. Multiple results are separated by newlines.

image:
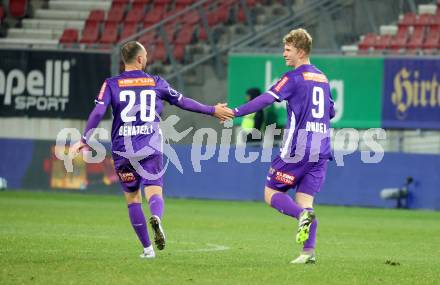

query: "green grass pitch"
xmin=1 ymin=191 xmax=439 ymax=285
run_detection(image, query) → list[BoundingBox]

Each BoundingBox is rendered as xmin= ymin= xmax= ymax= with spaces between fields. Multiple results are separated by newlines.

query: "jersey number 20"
xmin=312 ymin=86 xmax=324 ymax=119
xmin=119 ymin=90 xmax=156 ymax=122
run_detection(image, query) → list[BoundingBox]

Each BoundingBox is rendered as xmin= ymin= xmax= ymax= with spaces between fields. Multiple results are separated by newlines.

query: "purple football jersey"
xmin=266 ymin=64 xmax=334 ymax=162
xmin=96 ymin=70 xmax=181 ymax=154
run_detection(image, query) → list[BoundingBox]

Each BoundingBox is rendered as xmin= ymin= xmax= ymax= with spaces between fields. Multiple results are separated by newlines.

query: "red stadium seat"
xmin=163 ymin=11 xmax=179 ymax=24
xmin=9 ymin=0 xmax=27 ymax=18
xmin=175 ymin=0 xmax=195 ymax=11
xmin=415 ymin=14 xmax=434 ymax=27
xmin=87 ymin=10 xmax=105 ymax=24
xmin=246 ymin=0 xmax=257 ymax=7
xmin=174 ymin=24 xmax=195 ymax=45
xmin=125 ymin=8 xmax=145 ymax=23
xmin=138 ymin=30 xmax=157 ymax=46
xmin=132 ymin=0 xmax=151 ymax=6
xmin=161 ymin=24 xmax=177 ymax=42
xmin=175 ymin=0 xmax=194 ymax=5
xmin=203 ymin=0 xmax=215 ymax=10
xmin=198 ymin=26 xmax=207 ymax=41
xmin=0 ymin=6 xmax=4 ymax=24
xmin=374 ymin=35 xmax=392 ymax=50
xmin=422 ymin=26 xmax=440 ymax=49
xmin=216 ymin=3 xmax=231 ymax=23
xmin=183 ymin=11 xmax=200 ymax=25
xmin=59 ymin=28 xmax=79 ymax=44
xmin=80 ymin=23 xmax=100 ymax=44
xmin=120 ymin=22 xmax=138 ymax=41
xmin=173 ymin=44 xmax=185 ymax=62
xmin=153 ymin=42 xmax=167 ymax=63
xmin=132 ymin=2 xmax=147 ymax=13
xmin=435 ymin=8 xmax=440 ymax=26
xmin=144 ymin=9 xmax=164 ymax=27
xmin=112 ymin=0 xmax=129 ymax=6
xmin=406 ymin=26 xmax=425 ymax=49
xmin=107 ymin=5 xmax=125 ymax=23
xmin=207 ymin=11 xmax=219 ymax=27
xmin=100 ymin=22 xmax=119 ymax=44
xmin=389 ymin=26 xmax=408 ymax=50
xmin=399 ymin=13 xmax=417 ymax=27
xmin=236 ymin=8 xmax=246 ymax=23
xmin=154 ymin=0 xmax=172 ymax=7
xmin=358 ymin=33 xmax=376 ymax=50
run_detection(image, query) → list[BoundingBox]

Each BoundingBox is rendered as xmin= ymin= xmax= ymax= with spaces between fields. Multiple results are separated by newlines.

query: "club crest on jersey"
xmin=118 ymin=77 xmax=155 ymax=87
xmin=168 ymin=86 xmax=181 ymax=97
xmin=118 ymin=171 xmax=136 ymax=183
xmin=274 ymin=171 xmax=295 ymax=185
xmin=274 ymin=76 xmax=289 ymax=92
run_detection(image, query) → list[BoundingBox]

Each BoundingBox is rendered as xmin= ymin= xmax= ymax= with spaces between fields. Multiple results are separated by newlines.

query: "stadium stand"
xmin=344 ymin=2 xmax=440 ymax=55
xmin=0 ymin=0 xmax=264 ymax=60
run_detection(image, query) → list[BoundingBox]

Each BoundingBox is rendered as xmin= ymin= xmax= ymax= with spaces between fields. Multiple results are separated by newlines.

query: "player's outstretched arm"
xmin=174 ymin=96 xmax=234 ymax=121
xmin=71 ymin=103 xmax=108 ymax=154
xmin=233 ymin=92 xmax=276 ymax=117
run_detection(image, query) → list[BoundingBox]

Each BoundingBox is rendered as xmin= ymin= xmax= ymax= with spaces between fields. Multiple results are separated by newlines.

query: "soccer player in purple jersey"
xmin=232 ymin=29 xmax=335 ymax=264
xmin=71 ymin=41 xmax=234 ymax=259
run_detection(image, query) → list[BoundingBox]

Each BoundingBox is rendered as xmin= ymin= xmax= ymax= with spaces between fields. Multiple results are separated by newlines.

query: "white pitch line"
xmin=175 ymin=243 xmax=230 ymax=252
xmin=0 ymin=242 xmax=230 ymax=254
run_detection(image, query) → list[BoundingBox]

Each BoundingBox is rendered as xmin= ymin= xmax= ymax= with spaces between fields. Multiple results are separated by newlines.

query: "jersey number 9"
xmin=311 ymin=86 xmax=324 ymax=119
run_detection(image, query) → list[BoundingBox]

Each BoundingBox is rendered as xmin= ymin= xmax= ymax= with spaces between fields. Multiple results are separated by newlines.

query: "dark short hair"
xmin=120 ymin=41 xmax=143 ymax=64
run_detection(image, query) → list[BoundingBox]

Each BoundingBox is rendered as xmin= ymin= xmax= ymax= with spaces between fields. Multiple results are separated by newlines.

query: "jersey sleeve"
xmin=95 ymin=80 xmax=111 ymax=106
xmin=266 ymin=73 xmax=296 ymax=102
xmin=154 ymin=76 xmax=182 ymax=105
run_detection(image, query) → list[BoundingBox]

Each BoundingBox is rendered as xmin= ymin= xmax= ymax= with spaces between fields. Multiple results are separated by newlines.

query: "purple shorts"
xmin=112 ymin=153 xmax=164 ymax=192
xmin=265 ymin=155 xmax=328 ymax=196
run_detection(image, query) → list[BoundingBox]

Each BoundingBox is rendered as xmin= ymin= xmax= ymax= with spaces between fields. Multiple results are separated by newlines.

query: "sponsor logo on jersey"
xmin=274 ymin=171 xmax=295 ymax=185
xmin=302 ymin=72 xmax=328 ymax=83
xmin=118 ymin=77 xmax=155 ymax=87
xmin=274 ymin=76 xmax=289 ymax=92
xmin=97 ymin=81 xmax=107 ymax=101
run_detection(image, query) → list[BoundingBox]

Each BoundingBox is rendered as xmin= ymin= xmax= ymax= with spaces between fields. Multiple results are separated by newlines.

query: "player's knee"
xmin=264 ymin=195 xmax=271 ymax=205
xmin=295 ymin=192 xmax=314 ymax=209
xmin=264 ymin=187 xmax=277 ymax=205
xmin=145 ymin=185 xmax=163 ymax=201
xmin=124 ymin=190 xmax=142 ymax=204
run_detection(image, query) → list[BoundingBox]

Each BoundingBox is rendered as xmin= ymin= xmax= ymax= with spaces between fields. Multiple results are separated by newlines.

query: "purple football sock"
xmin=148 ymin=194 xmax=164 ymax=219
xmin=128 ymin=203 xmax=151 ymax=248
xmin=304 ymin=208 xmax=317 ymax=251
xmin=270 ymin=192 xmax=303 ymax=219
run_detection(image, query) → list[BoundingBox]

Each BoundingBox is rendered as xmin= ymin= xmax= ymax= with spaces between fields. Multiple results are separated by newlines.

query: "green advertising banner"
xmin=228 ymin=54 xmax=384 ymax=128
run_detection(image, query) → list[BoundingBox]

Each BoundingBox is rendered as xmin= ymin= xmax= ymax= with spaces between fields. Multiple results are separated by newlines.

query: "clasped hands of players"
xmin=213 ymin=103 xmax=234 ymax=123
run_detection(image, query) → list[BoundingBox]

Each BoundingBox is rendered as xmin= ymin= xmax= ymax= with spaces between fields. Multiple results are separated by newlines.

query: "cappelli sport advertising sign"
xmin=0 ymin=49 xmax=110 ymax=119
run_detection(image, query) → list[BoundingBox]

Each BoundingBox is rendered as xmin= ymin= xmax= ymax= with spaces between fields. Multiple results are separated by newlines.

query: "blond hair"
xmin=283 ymin=28 xmax=312 ymax=55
